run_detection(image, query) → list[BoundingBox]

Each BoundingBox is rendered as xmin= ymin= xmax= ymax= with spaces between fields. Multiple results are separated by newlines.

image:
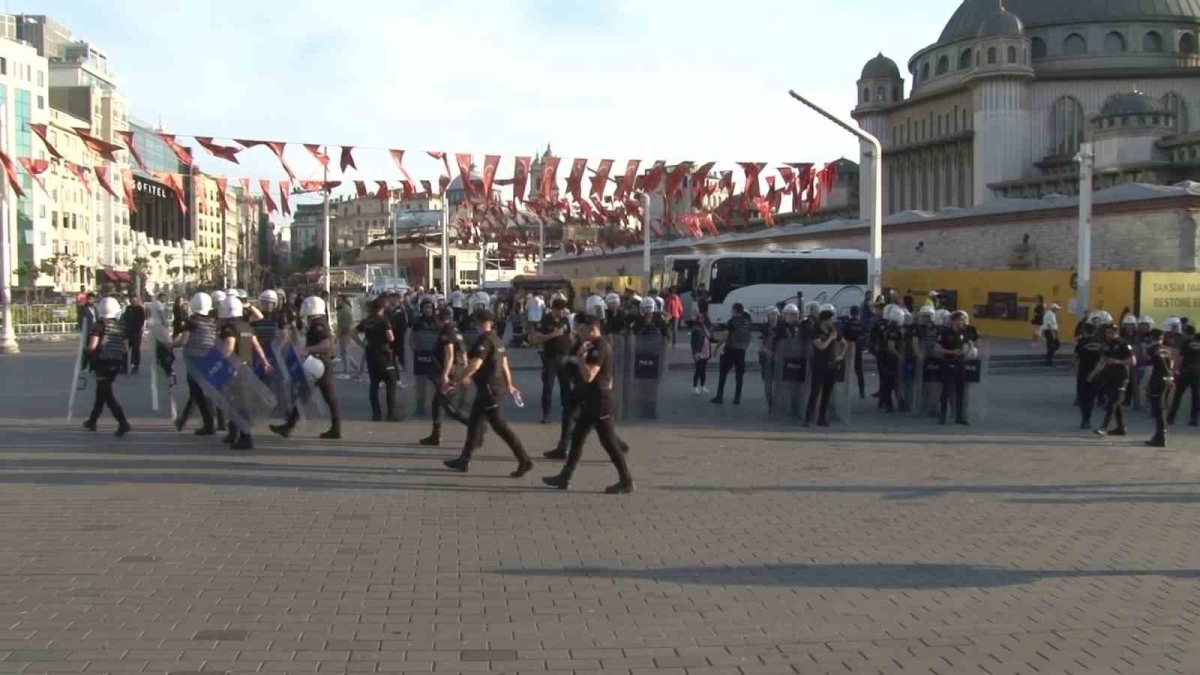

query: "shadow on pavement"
xmin=657 ymin=481 xmax=1199 ymax=502
xmin=491 ymin=562 xmax=1200 ymax=589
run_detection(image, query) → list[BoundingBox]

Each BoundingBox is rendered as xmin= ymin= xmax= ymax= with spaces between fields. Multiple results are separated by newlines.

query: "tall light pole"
xmin=322 ymin=146 xmax=331 ymax=298
xmin=788 ymin=91 xmax=883 ymax=301
xmin=1075 ymin=142 xmax=1094 ymax=314
xmin=0 ymin=104 xmax=18 ymax=354
xmin=440 ymin=194 xmax=450 ymax=292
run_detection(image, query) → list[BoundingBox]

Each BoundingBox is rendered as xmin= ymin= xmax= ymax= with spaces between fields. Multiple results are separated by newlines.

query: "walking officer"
xmin=271 ymin=296 xmax=342 ymax=440
xmin=711 ymin=302 xmax=752 ymax=405
xmin=1073 ymin=312 xmax=1105 ymax=429
xmin=1142 ymin=328 xmax=1172 ymax=448
xmin=353 ymin=297 xmax=399 ymax=422
xmin=442 ymin=309 xmax=534 ymax=477
xmin=934 ymin=310 xmax=970 ymax=425
xmin=217 ymin=293 xmax=271 ymax=450
xmin=418 ymin=306 xmax=469 ymax=446
xmin=83 ymin=296 xmax=132 ymax=436
xmin=1168 ymin=323 xmax=1200 ymax=426
xmin=174 ymin=293 xmax=218 ymax=435
xmin=1093 ymin=321 xmax=1133 ymax=437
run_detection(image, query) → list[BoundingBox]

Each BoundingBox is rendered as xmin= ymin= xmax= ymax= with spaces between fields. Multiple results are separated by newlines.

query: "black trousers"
xmin=1043 ymin=330 xmax=1059 ymax=365
xmin=939 ymin=360 xmax=966 ymax=421
xmin=426 ymin=370 xmax=467 ymax=427
xmin=1149 ymin=389 xmax=1167 ymax=442
xmin=285 ymin=371 xmax=341 ymax=431
xmin=460 ymin=387 xmax=529 ymax=462
xmin=669 ymin=320 xmax=678 ymax=346
xmin=805 ymin=367 xmax=836 ymax=423
xmin=1100 ymin=379 xmax=1127 ymax=431
xmin=716 ymin=348 xmax=746 ymax=401
xmin=128 ymin=333 xmax=143 ymax=368
xmin=854 ymin=346 xmax=865 ymax=396
xmin=88 ymin=364 xmax=128 ymax=426
xmin=367 ymin=359 xmax=397 ymax=418
xmin=181 ymin=375 xmax=215 ymax=429
xmin=1169 ymin=371 xmax=1200 ymax=424
xmin=556 ymin=390 xmax=627 ymax=453
xmin=693 ymin=359 xmax=708 ymax=387
xmin=1077 ymin=373 xmax=1096 ymax=426
xmin=393 ymin=333 xmax=407 ymax=372
xmin=540 ymin=356 xmax=573 ymax=418
xmin=878 ymin=362 xmax=897 ymax=412
xmin=561 ymin=396 xmax=632 ymax=484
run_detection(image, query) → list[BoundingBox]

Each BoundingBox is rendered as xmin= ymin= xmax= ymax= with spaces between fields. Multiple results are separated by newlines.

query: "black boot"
xmin=232 ymin=435 xmax=254 ymax=451
xmin=114 ymin=420 xmax=132 ymax=437
xmin=542 ymin=473 xmax=570 ymax=490
xmin=82 ymin=419 xmax=97 ymax=432
xmin=543 ymin=446 xmax=567 ymax=460
xmin=269 ymin=424 xmax=291 ymax=438
xmin=320 ymin=427 xmax=341 ymax=440
xmin=511 ymin=459 xmax=534 ymax=478
xmin=443 ymin=456 xmax=470 ymax=472
xmin=420 ymin=425 xmax=441 ymax=446
xmin=605 ymin=480 xmax=636 ymax=494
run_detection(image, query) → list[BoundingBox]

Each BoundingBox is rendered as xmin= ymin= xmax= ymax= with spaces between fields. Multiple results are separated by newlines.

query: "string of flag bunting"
xmin=0 ymin=126 xmax=839 ymax=258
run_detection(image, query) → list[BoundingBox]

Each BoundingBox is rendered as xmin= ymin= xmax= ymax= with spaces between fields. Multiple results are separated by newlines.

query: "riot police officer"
xmin=840 ymin=306 xmax=866 ymax=399
xmin=353 ymin=297 xmax=399 ymax=422
xmin=1143 ymin=328 xmax=1172 ymax=447
xmin=174 ymin=293 xmax=219 ymax=435
xmin=603 ymin=293 xmax=627 ymax=335
xmin=83 ymin=297 xmax=132 ymax=436
xmin=271 ymin=296 xmax=342 ymax=440
xmin=419 ymin=306 xmax=468 ymax=446
xmin=711 ymin=302 xmax=752 ymax=405
xmin=1073 ymin=312 xmax=1105 ymax=429
xmin=1093 ymin=322 xmax=1133 ymax=437
xmin=805 ymin=305 xmax=846 ymax=427
xmin=877 ymin=305 xmax=903 ymax=413
xmin=934 ymin=310 xmax=969 ymax=425
xmin=1168 ymin=323 xmax=1200 ymax=426
xmin=218 ymin=294 xmax=271 ymax=450
xmin=531 ymin=298 xmax=574 ymax=424
xmin=759 ymin=306 xmax=780 ymax=406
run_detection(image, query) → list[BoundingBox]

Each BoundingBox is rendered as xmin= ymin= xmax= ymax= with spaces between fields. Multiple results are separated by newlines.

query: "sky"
xmin=18 ymin=0 xmax=948 ymax=227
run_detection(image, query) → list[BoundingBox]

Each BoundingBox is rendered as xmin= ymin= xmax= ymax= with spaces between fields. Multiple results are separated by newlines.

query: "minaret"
xmin=852 ymin=53 xmax=904 ymax=218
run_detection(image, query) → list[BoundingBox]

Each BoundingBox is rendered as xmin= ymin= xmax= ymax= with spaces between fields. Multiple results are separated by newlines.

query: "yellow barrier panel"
xmin=1138 ymin=272 xmax=1200 ymax=326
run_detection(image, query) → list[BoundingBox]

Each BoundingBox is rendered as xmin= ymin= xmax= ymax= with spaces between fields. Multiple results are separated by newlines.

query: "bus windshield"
xmin=668 ymin=259 xmax=699 ymax=293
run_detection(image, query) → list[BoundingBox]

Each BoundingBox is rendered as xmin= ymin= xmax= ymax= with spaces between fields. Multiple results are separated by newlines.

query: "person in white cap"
xmin=1041 ymin=302 xmax=1060 ymax=366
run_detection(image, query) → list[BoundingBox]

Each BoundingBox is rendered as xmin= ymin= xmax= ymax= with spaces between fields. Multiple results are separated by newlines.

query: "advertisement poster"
xmin=1138 ymin=272 xmax=1200 ymax=326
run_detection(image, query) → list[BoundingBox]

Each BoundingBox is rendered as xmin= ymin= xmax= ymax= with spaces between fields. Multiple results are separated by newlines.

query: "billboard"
xmin=1137 ymin=272 xmax=1200 ymax=326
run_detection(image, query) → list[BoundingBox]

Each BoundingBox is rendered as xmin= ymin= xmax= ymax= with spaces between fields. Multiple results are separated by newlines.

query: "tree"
xmin=17 ymin=261 xmax=40 ymax=302
xmin=298 ymin=245 xmax=320 ymax=270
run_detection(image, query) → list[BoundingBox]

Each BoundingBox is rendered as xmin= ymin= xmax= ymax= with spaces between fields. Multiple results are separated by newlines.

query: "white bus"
xmin=662 ymin=254 xmax=702 ymax=319
xmin=694 ymin=249 xmax=870 ymax=326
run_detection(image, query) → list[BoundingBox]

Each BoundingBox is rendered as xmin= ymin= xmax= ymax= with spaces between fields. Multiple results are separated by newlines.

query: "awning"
xmin=101 ymin=270 xmax=133 ymax=283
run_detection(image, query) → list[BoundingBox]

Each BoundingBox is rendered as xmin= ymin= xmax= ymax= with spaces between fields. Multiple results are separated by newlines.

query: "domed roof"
xmin=939 ymin=0 xmax=1200 ymax=46
xmin=447 ymin=172 xmax=482 ymax=192
xmin=976 ymin=6 xmax=1024 ymax=37
xmin=860 ymin=53 xmax=901 ymax=80
xmin=1099 ymin=91 xmax=1162 ymax=117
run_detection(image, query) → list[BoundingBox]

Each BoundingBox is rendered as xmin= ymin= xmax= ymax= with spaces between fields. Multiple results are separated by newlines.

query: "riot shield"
xmin=612 ymin=329 xmax=629 ymax=420
xmin=629 ymin=324 xmax=667 ymax=419
xmin=65 ymin=322 xmax=90 ymax=423
xmin=253 ymin=332 xmax=295 ymax=420
xmin=769 ymin=332 xmax=805 ymax=422
xmin=184 ymin=347 xmax=277 ymax=432
xmin=409 ymin=329 xmax=440 ymax=418
xmin=830 ymin=347 xmax=855 ymax=425
xmin=963 ymin=342 xmax=990 ymax=423
xmin=897 ymin=342 xmax=918 ymax=413
xmin=917 ymin=337 xmax=938 ymax=419
xmin=149 ymin=324 xmax=179 ymax=419
xmin=279 ymin=340 xmax=314 ymax=424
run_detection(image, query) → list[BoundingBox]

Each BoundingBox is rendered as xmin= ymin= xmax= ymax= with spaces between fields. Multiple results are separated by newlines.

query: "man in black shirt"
xmin=271 ymin=296 xmax=342 ymax=440
xmin=1168 ymin=324 xmax=1200 ymax=426
xmin=542 ymin=315 xmax=635 ymax=494
xmin=389 ymin=293 xmax=409 ymax=381
xmin=419 ymin=307 xmax=470 ymax=446
xmin=805 ymin=307 xmax=845 ymax=427
xmin=712 ymin=303 xmax=752 ymax=405
xmin=1143 ymin=329 xmax=1172 ymax=447
xmin=839 ymin=306 xmax=866 ymax=398
xmin=353 ymin=297 xmax=399 ymax=422
xmin=1093 ymin=322 xmax=1133 ymax=437
xmin=531 ymin=298 xmax=574 ymax=424
xmin=1073 ymin=317 xmax=1104 ymax=429
xmin=545 ymin=314 xmax=631 ymax=460
xmin=443 ymin=310 xmax=532 ymax=476
xmin=934 ymin=310 xmax=969 ymax=425
xmin=123 ymin=295 xmax=146 ymax=374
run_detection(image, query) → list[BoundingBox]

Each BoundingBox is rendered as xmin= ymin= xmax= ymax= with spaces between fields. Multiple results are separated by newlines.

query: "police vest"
xmin=411 ymin=319 xmax=441 ymax=373
xmin=231 ymin=319 xmax=255 ymax=365
xmin=253 ymin=312 xmax=279 ymax=347
xmin=461 ymin=320 xmax=482 ymax=351
xmin=185 ymin=316 xmax=218 ymax=358
xmin=728 ymin=317 xmax=753 ymax=351
xmin=97 ymin=319 xmax=128 ymax=364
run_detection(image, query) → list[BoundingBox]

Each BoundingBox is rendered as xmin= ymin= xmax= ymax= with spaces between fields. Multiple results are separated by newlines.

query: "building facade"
xmin=45 ymin=107 xmax=95 ymax=291
xmin=0 ymin=35 xmax=50 ymax=291
xmin=290 ymin=203 xmax=321 ymax=266
xmin=853 ymin=0 xmax=1200 ymax=218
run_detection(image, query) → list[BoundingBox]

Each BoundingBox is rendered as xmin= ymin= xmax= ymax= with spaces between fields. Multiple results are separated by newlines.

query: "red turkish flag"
xmin=17 ymin=157 xmax=48 ymax=194
xmin=119 ymin=169 xmax=138 ymax=214
xmin=616 ymin=160 xmax=640 ymax=200
xmin=589 ymin=159 xmax=613 ymax=199
xmin=27 ymin=123 xmax=62 ymax=160
xmin=691 ymin=162 xmax=715 ymax=187
xmin=481 ymin=154 xmax=500 ymax=200
xmin=539 ymin=156 xmax=560 ymax=201
xmin=400 ymin=180 xmax=416 ymax=199
xmin=74 ymin=129 xmax=123 ymax=162
xmin=427 ymin=151 xmax=445 ymax=160
xmin=754 ymin=197 xmax=775 ymax=226
xmin=259 ymin=179 xmax=278 ymax=214
xmin=215 ymin=177 xmax=230 ymax=215
xmin=738 ymin=162 xmax=766 ymax=209
xmin=238 ymin=178 xmax=251 ymax=200
xmin=279 ymin=180 xmax=292 ymax=216
xmin=194 ymin=137 xmax=241 ymax=163
xmin=455 ymin=153 xmax=474 ymax=198
xmin=513 ymin=156 xmax=531 ymax=203
xmin=158 ymin=133 xmax=194 ymax=166
xmin=0 ymin=150 xmax=25 ymax=197
xmin=152 ymin=172 xmax=186 ymax=215
xmin=565 ymin=158 xmax=587 ymax=202
xmin=339 ymin=146 xmax=357 ymax=172
xmin=438 ymin=175 xmax=451 ymax=196
xmin=777 ymin=166 xmax=795 ymax=193
xmin=718 ymin=171 xmax=733 ymax=194
xmin=354 ymin=180 xmax=368 ymax=198
xmin=302 ymin=144 xmax=329 ymax=167
xmin=640 ymin=161 xmax=666 ymax=193
xmin=375 ymin=181 xmax=390 ymax=202
xmin=664 ymin=162 xmax=692 ymax=199
xmin=93 ymin=165 xmax=119 ymax=200
xmin=192 ymin=174 xmax=207 ymax=214
xmin=65 ymin=162 xmax=92 ymax=196
xmin=237 ymin=140 xmax=295 ymax=180
xmin=117 ymin=130 xmax=146 ymax=171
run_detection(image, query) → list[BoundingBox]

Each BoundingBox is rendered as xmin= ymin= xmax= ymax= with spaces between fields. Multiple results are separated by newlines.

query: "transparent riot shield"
xmin=253 ymin=332 xmax=295 ymax=421
xmin=896 ymin=344 xmax=916 ymax=413
xmin=409 ymin=328 xmax=439 ymax=418
xmin=612 ymin=329 xmax=630 ymax=420
xmin=149 ymin=324 xmax=179 ymax=419
xmin=831 ymin=346 xmax=855 ymax=425
xmin=916 ymin=337 xmax=938 ymax=419
xmin=963 ymin=342 xmax=990 ymax=423
xmin=184 ymin=347 xmax=277 ymax=432
xmin=279 ymin=340 xmax=314 ymax=424
xmin=629 ymin=324 xmax=667 ymax=419
xmin=769 ymin=332 xmax=805 ymax=423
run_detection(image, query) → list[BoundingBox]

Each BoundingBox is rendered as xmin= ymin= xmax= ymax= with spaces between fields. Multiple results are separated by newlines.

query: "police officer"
xmin=410 ymin=297 xmax=439 ymax=416
xmin=1143 ymin=328 xmax=1172 ymax=448
xmin=805 ymin=305 xmax=846 ymax=427
xmin=419 ymin=306 xmax=469 ymax=446
xmin=711 ymin=302 xmax=751 ymax=405
xmin=603 ymin=293 xmax=627 ymax=335
xmin=531 ymin=298 xmax=574 ymax=424
xmin=1073 ymin=312 xmax=1105 ymax=429
xmin=218 ymin=294 xmax=271 ymax=450
xmin=542 ymin=315 xmax=635 ymax=494
xmin=442 ymin=310 xmax=533 ymax=476
xmin=353 ymin=297 xmax=399 ymax=422
xmin=271 ymin=296 xmax=342 ymax=440
xmin=840 ymin=306 xmax=867 ymax=399
xmin=174 ymin=293 xmax=219 ymax=435
xmin=83 ymin=296 xmax=132 ymax=436
xmin=759 ymin=307 xmax=781 ymax=406
xmin=868 ymin=297 xmax=889 ymax=400
xmin=934 ymin=310 xmax=970 ymax=425
xmin=876 ymin=305 xmax=903 ymax=413
xmin=390 ymin=293 xmax=410 ymax=384
xmin=1168 ymin=323 xmax=1200 ymax=426
xmin=1093 ymin=321 xmax=1133 ymax=437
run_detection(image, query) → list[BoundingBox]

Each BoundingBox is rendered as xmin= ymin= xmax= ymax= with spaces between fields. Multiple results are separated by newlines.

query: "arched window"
xmin=936 ymin=55 xmax=949 ymax=75
xmin=1007 ymin=45 xmax=1017 ymax=63
xmin=1050 ymin=95 xmax=1084 ymax=156
xmin=876 ymin=85 xmax=886 ymax=102
xmin=958 ymin=48 xmax=972 ymax=70
xmin=1182 ymin=33 xmax=1198 ymax=54
xmin=1144 ymin=31 xmax=1164 ymax=52
xmin=1104 ymin=31 xmax=1127 ymax=53
xmin=921 ymin=61 xmax=930 ymax=81
xmin=893 ymin=85 xmax=901 ymax=101
xmin=862 ymin=88 xmax=870 ymax=103
xmin=1064 ymin=33 xmax=1087 ymax=55
xmin=1031 ymin=37 xmax=1047 ymax=59
xmin=987 ymin=47 xmax=996 ymax=64
xmin=1162 ymin=92 xmax=1189 ymax=133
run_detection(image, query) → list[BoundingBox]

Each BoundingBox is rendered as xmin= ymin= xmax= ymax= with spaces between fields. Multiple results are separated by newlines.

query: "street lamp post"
xmin=0 ymin=103 xmax=17 ymax=354
xmin=1075 ymin=142 xmax=1095 ymax=314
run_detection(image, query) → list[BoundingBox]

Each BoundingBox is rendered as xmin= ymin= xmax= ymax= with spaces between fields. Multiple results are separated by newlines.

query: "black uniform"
xmin=839 ymin=316 xmax=866 ymax=397
xmin=553 ymin=336 xmax=634 ymax=489
xmin=1074 ymin=333 xmax=1104 ymax=427
xmin=877 ymin=323 xmax=903 ymax=412
xmin=277 ymin=318 xmax=341 ymax=437
xmin=805 ymin=324 xmax=840 ymax=426
xmin=178 ymin=315 xmax=218 ymax=433
xmin=1147 ymin=342 xmax=1172 ymax=445
xmin=1169 ymin=333 xmax=1200 ymax=425
xmin=536 ymin=314 xmax=574 ymax=420
xmin=714 ymin=313 xmax=752 ymax=404
xmin=936 ymin=326 xmax=967 ymax=423
xmin=218 ymin=319 xmax=257 ymax=448
xmin=123 ymin=304 xmax=146 ymax=371
xmin=357 ymin=315 xmax=397 ymax=420
xmin=868 ymin=317 xmax=888 ymax=397
xmin=1097 ymin=338 xmax=1133 ymax=433
xmin=84 ymin=319 xmax=130 ymax=433
xmin=450 ymin=332 xmax=531 ymax=471
xmin=390 ymin=305 xmax=409 ymax=373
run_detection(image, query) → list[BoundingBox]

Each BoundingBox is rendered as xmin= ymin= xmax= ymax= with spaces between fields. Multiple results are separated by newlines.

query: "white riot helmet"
xmin=190 ymin=292 xmax=213 ymax=316
xmin=631 ymin=294 xmax=643 ymax=306
xmin=1139 ymin=315 xmax=1154 ymax=327
xmin=586 ymin=294 xmax=606 ymax=318
xmin=469 ymin=291 xmax=490 ymax=312
xmin=1165 ymin=316 xmax=1183 ymax=333
xmin=97 ymin=296 xmax=121 ymax=320
xmin=1049 ymin=302 xmax=1061 ymax=312
xmin=884 ymin=304 xmax=903 ymax=325
xmin=766 ymin=306 xmax=781 ymax=324
xmin=302 ymin=355 xmax=325 ymax=383
xmin=782 ymin=303 xmax=800 ymax=316
xmin=918 ymin=305 xmax=936 ymax=320
xmin=804 ymin=301 xmax=820 ymax=318
xmin=259 ymin=289 xmax=279 ymax=307
xmin=639 ymin=296 xmax=656 ymax=315
xmin=933 ymin=308 xmax=950 ymax=327
xmin=1089 ymin=310 xmax=1112 ymax=326
xmin=1122 ymin=314 xmax=1137 ymax=327
xmin=819 ymin=303 xmax=836 ymax=316
xmin=300 ymin=295 xmax=326 ymax=318
xmin=211 ymin=290 xmax=226 ymax=304
xmin=604 ymin=292 xmax=620 ymax=308
xmin=218 ymin=295 xmax=244 ymax=319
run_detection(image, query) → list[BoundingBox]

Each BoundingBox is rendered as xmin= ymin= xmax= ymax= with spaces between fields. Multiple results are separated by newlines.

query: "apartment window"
xmin=36 ymin=95 xmax=43 ymax=110
xmin=0 ymin=58 xmax=6 ymax=75
xmin=36 ymin=70 xmax=42 ymax=87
